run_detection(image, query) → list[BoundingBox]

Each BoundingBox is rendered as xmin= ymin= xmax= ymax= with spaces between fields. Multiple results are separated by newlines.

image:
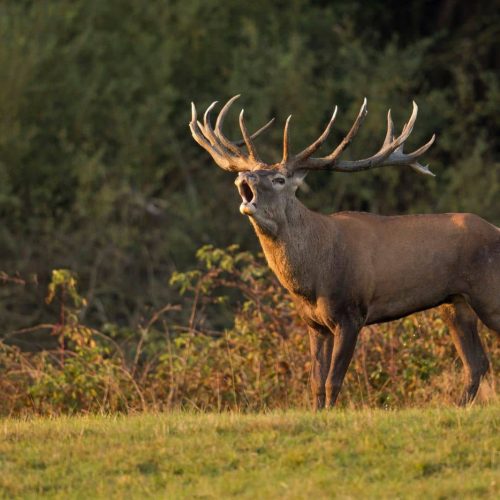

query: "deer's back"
xmin=326 ymin=212 xmax=499 ymax=323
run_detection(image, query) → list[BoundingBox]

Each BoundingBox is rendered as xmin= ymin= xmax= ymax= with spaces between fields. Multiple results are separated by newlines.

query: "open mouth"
xmin=237 ymin=179 xmax=257 ymax=215
xmin=240 ymin=180 xmax=255 ymax=203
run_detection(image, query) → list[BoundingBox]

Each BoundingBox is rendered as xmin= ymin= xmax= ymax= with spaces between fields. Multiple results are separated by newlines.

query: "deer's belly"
xmin=365 ymin=288 xmax=451 ymax=324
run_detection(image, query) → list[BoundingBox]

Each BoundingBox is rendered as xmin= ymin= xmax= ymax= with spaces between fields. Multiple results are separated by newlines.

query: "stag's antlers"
xmin=189 ymin=95 xmax=275 ymax=172
xmin=189 ymin=96 xmax=436 ymax=176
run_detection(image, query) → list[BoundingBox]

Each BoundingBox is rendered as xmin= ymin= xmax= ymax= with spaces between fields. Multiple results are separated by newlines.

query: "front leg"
xmin=308 ymin=326 xmax=333 ymax=411
xmin=325 ymin=320 xmax=361 ymax=408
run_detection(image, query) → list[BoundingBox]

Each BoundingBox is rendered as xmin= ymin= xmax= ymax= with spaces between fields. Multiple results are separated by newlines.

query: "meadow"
xmin=1 ymin=405 xmax=498 ymax=499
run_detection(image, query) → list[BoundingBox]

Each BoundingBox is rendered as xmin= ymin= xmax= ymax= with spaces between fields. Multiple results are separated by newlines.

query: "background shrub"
xmin=1 ymin=246 xmax=497 ymax=415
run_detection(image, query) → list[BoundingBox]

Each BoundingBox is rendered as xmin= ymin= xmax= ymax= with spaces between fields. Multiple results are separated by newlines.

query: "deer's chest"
xmin=266 ymin=251 xmax=316 ymax=301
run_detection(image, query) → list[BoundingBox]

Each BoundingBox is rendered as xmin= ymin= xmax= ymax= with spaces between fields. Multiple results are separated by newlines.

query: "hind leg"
xmin=470 ymin=301 xmax=500 ymax=335
xmin=468 ymin=238 xmax=500 ymax=334
xmin=440 ymin=297 xmax=490 ymax=406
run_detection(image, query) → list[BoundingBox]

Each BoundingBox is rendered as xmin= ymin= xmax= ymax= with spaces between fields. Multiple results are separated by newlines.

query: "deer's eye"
xmin=272 ymin=177 xmax=285 ymax=185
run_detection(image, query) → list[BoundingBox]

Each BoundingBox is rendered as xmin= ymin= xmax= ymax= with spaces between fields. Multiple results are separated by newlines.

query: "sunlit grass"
xmin=1 ymin=404 xmax=498 ymax=498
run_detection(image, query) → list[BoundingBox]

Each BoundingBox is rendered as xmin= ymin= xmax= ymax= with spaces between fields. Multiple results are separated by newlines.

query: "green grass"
xmin=1 ymin=405 xmax=499 ymax=499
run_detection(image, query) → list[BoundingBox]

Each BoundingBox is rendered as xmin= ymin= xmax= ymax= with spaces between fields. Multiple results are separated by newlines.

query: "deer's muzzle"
xmin=235 ymin=174 xmax=258 ymax=215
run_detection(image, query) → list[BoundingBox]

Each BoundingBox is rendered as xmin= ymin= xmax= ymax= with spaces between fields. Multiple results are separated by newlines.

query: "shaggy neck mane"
xmin=251 ymin=197 xmax=335 ymax=300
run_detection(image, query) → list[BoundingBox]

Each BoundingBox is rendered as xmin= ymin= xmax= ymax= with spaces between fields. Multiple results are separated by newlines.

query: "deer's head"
xmin=190 ymin=95 xmax=435 ymax=235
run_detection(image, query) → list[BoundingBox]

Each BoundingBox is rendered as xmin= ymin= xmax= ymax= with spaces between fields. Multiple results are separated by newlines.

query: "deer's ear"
xmin=291 ymin=169 xmax=308 ymax=188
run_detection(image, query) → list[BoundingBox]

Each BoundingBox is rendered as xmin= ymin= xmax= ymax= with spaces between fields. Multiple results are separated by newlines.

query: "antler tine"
xmin=202 ymin=101 xmax=221 ymax=146
xmin=282 ymin=115 xmax=292 ymax=163
xmin=239 ymin=109 xmax=261 ymax=161
xmin=295 ymin=106 xmax=338 ymax=162
xmin=214 ymin=95 xmax=242 ymax=154
xmin=323 ymin=98 xmax=368 ymax=162
xmin=281 ymin=99 xmax=366 ymax=175
xmin=196 ymin=119 xmax=205 ymax=133
xmin=382 ymin=109 xmax=395 ymax=148
xmin=234 ymin=117 xmax=275 ymax=147
xmin=406 ymin=133 xmax=436 ymax=159
xmin=361 ymin=101 xmax=418 ymax=163
xmin=282 ymin=97 xmax=368 ymax=176
xmin=367 ymin=100 xmax=420 ymax=160
xmin=392 ymin=101 xmax=418 ymax=149
xmin=404 ymin=133 xmax=437 ymax=176
xmin=189 ymin=103 xmax=219 ymax=155
xmin=214 ymin=95 xmax=276 ymax=149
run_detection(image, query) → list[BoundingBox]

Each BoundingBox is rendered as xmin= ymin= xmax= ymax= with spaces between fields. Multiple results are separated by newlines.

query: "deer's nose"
xmin=236 ymin=172 xmax=258 ymax=185
xmin=244 ymin=172 xmax=257 ymax=181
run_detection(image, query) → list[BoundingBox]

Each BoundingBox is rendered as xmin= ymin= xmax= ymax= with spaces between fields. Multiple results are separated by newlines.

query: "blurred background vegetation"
xmin=0 ymin=0 xmax=498 ymax=412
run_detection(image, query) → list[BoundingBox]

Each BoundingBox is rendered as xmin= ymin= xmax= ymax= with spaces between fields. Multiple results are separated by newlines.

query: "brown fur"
xmin=239 ymin=172 xmax=499 ymax=409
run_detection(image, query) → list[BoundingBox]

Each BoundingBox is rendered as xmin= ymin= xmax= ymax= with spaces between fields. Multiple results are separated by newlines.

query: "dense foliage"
xmin=0 ymin=0 xmax=498 ymax=332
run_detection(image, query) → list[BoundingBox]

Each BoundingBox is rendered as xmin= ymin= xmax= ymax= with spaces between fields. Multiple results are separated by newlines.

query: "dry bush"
xmin=0 ymin=246 xmax=497 ymax=415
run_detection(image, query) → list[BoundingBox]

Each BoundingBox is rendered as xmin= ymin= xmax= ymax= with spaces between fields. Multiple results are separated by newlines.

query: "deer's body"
xmin=190 ymin=95 xmax=499 ymax=408
xmin=256 ymin=207 xmax=500 ymax=328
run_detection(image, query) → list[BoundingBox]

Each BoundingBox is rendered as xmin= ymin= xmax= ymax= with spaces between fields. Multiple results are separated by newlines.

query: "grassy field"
xmin=1 ymin=405 xmax=498 ymax=499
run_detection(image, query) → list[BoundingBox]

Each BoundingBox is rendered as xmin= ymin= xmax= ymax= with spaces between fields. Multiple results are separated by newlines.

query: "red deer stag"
xmin=189 ymin=95 xmax=499 ymax=409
